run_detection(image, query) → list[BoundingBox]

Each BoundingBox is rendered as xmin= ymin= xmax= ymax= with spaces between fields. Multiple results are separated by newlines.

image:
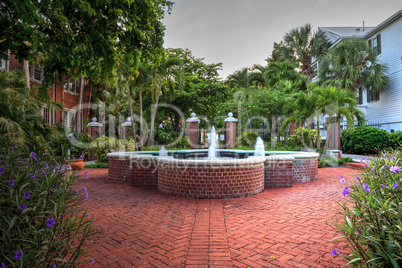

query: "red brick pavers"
xmin=77 ymin=167 xmax=358 ymax=267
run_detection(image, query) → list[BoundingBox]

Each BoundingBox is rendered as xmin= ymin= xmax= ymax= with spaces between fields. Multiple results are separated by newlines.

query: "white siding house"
xmin=318 ymin=10 xmax=402 ymax=133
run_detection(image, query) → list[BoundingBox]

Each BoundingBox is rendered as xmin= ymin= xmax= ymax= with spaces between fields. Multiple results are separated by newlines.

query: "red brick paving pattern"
xmin=77 ymin=167 xmax=358 ymax=267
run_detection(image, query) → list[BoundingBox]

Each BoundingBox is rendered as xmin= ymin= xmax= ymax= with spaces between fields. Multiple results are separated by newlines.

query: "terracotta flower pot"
xmin=70 ymin=159 xmax=85 ymax=170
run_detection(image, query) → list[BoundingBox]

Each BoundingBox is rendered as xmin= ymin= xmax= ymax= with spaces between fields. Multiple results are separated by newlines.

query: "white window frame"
xmin=368 ymin=34 xmax=381 ymax=56
xmin=64 ymin=77 xmax=80 ymax=95
xmin=29 ymin=63 xmax=44 ymax=83
xmin=0 ymin=58 xmax=5 ymax=70
xmin=41 ymin=106 xmax=52 ymax=124
xmin=63 ymin=109 xmax=76 ymax=131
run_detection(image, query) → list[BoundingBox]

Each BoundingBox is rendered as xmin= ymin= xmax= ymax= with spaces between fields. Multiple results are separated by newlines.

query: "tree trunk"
xmin=147 ymin=89 xmax=161 ymax=147
xmin=127 ymin=86 xmax=138 ymax=151
xmin=24 ymin=60 xmax=30 ymax=90
xmin=76 ymin=76 xmax=84 ymax=133
xmin=276 ymin=117 xmax=281 ymax=146
xmin=139 ymin=87 xmax=143 ymax=151
xmin=271 ymin=117 xmax=275 ymax=150
xmin=316 ymin=113 xmax=321 ymax=149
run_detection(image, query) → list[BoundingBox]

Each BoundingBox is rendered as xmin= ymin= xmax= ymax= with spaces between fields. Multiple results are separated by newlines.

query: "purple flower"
xmin=23 ymin=192 xmax=31 ymax=200
xmin=383 ymin=153 xmax=387 ymax=157
xmin=30 ymin=152 xmax=37 ymax=160
xmin=46 ymin=218 xmax=56 ymax=227
xmin=19 ymin=203 xmax=27 ymax=211
xmin=80 ymin=155 xmax=84 ymax=160
xmin=342 ymin=186 xmax=350 ymax=197
xmin=357 ymin=227 xmax=361 ymax=234
xmin=330 ymin=248 xmax=337 ymax=256
xmin=30 ymin=173 xmax=36 ymax=178
xmin=354 ymin=175 xmax=359 ymax=181
xmin=381 ymin=184 xmax=386 ymax=188
xmin=40 ymin=169 xmax=44 ymax=175
xmin=76 ymin=190 xmax=80 ymax=194
xmin=77 ymin=174 xmax=80 ymax=178
xmin=8 ymin=179 xmax=14 ymax=187
xmin=364 ymin=163 xmax=368 ymax=168
xmin=53 ymin=183 xmax=58 ymax=188
xmin=391 ymin=155 xmax=395 ymax=161
xmin=83 ymin=186 xmax=88 ymax=200
xmin=85 ymin=173 xmax=88 ymax=179
xmin=397 ymin=151 xmax=400 ymax=155
xmin=390 ymin=166 xmax=401 ymax=173
xmin=45 ymin=162 xmax=49 ymax=169
xmin=87 ymin=213 xmax=90 ymax=218
xmin=15 ymin=156 xmax=20 ymax=160
xmin=53 ymin=265 xmax=56 ymax=268
xmin=14 ymin=250 xmax=23 ymax=260
xmin=11 ymin=146 xmax=16 ymax=150
xmin=0 ymin=166 xmax=5 ymax=175
xmin=1 ymin=262 xmax=6 ymax=268
xmin=360 ymin=158 xmax=363 ymax=163
xmin=371 ymin=168 xmax=374 ymax=172
xmin=379 ymin=198 xmax=382 ymax=201
xmin=385 ymin=165 xmax=389 ymax=168
xmin=392 ymin=182 xmax=400 ymax=190
xmin=89 ymin=258 xmax=94 ymax=264
xmin=362 ymin=184 xmax=370 ymax=194
xmin=72 ymin=156 xmax=75 ymax=160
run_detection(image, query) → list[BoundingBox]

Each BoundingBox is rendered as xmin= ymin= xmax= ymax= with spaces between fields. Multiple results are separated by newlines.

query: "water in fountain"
xmin=254 ymin=137 xmax=265 ymax=156
xmin=159 ymin=146 xmax=168 ymax=157
xmin=208 ymin=126 xmax=218 ymax=159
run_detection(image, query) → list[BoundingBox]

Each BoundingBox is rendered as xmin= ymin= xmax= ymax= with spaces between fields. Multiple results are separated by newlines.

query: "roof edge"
xmin=364 ymin=10 xmax=402 ymax=39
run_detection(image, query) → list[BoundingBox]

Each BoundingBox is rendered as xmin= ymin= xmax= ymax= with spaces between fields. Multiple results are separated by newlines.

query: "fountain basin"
xmin=107 ymin=149 xmax=319 ymax=199
xmin=158 ymin=157 xmax=266 ymax=199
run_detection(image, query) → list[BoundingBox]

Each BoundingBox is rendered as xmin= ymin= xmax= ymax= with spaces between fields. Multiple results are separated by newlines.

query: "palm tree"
xmin=318 ymin=38 xmax=389 ymax=94
xmin=309 ymin=84 xmax=365 ymax=149
xmin=225 ymin=67 xmax=250 ymax=89
xmin=0 ymin=69 xmax=61 ymax=148
xmin=146 ymin=56 xmax=181 ymax=147
xmin=283 ymin=24 xmax=331 ymax=83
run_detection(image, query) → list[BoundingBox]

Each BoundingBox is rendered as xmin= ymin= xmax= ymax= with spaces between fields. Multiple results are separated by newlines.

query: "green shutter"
xmin=377 ymin=34 xmax=381 ymax=55
xmin=367 ymin=88 xmax=370 ymax=103
xmin=358 ymin=87 xmax=363 ymax=105
xmin=368 ymin=39 xmax=372 ymax=48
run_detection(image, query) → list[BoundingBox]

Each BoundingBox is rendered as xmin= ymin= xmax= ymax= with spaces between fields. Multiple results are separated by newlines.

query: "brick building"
xmin=1 ymin=51 xmax=92 ymax=131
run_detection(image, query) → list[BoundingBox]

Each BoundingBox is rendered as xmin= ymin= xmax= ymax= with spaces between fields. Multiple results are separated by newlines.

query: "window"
xmin=64 ymin=110 xmax=76 ymax=130
xmin=368 ymin=34 xmax=381 ymax=56
xmin=41 ymin=107 xmax=51 ymax=124
xmin=357 ymin=87 xmax=363 ymax=105
xmin=64 ymin=77 xmax=80 ymax=94
xmin=367 ymin=88 xmax=380 ymax=103
xmin=312 ymin=62 xmax=318 ymax=77
xmin=29 ymin=63 xmax=43 ymax=82
xmin=0 ymin=58 xmax=5 ymax=70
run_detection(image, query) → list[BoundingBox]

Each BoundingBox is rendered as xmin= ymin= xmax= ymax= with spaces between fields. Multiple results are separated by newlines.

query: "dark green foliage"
xmin=288 ymin=127 xmax=318 ymax=148
xmin=84 ymin=162 xmax=108 ymax=169
xmin=342 ymin=126 xmax=390 ymax=154
xmin=329 ymin=150 xmax=402 ymax=266
xmin=390 ymin=131 xmax=402 ymax=148
xmin=0 ymin=144 xmax=96 ymax=267
xmin=236 ymin=132 xmax=260 ymax=147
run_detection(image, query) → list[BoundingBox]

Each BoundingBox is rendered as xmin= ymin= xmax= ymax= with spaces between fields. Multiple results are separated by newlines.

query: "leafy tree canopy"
xmin=0 ymin=0 xmax=173 ymax=85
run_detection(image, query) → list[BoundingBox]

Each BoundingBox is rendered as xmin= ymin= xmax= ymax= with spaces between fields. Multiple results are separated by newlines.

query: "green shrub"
xmin=236 ymin=132 xmax=259 ymax=147
xmin=84 ymin=162 xmax=108 ymax=168
xmin=390 ymin=131 xmax=402 ymax=149
xmin=341 ymin=126 xmax=390 ymax=154
xmin=288 ymin=127 xmax=319 ymax=148
xmin=91 ymin=136 xmax=136 ymax=162
xmin=0 ymin=145 xmax=96 ymax=267
xmin=329 ymin=150 xmax=402 ymax=266
xmin=318 ymin=155 xmax=339 ymax=168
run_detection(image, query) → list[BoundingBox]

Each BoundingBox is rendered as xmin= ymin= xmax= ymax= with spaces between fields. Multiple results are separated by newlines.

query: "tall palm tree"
xmin=283 ymin=24 xmax=331 ymax=83
xmin=318 ymin=38 xmax=389 ymax=94
xmin=146 ymin=56 xmax=181 ymax=147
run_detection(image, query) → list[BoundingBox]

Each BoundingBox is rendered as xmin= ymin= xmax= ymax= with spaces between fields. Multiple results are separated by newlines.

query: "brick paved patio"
xmin=76 ymin=167 xmax=358 ymax=267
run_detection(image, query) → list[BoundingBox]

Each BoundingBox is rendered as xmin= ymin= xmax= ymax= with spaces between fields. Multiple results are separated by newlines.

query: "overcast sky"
xmin=162 ymin=0 xmax=401 ymax=79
